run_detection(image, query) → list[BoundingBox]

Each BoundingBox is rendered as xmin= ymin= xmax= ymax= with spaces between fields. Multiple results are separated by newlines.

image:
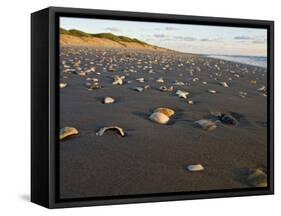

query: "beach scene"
xmin=59 ymin=17 xmax=268 ymax=199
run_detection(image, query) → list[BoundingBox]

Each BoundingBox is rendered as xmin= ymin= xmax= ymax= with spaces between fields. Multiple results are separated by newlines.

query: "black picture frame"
xmin=31 ymin=6 xmax=274 ymax=208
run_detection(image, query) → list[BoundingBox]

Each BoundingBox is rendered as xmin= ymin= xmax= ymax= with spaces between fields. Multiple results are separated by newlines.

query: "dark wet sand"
xmin=59 ymin=46 xmax=267 ymax=199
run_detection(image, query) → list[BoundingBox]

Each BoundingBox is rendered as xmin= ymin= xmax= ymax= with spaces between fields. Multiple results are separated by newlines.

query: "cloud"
xmin=105 ymin=27 xmax=121 ymax=32
xmin=165 ymin=26 xmax=179 ymax=31
xmin=154 ymin=34 xmax=166 ymax=38
xmin=234 ymin=36 xmax=252 ymax=40
xmin=200 ymin=37 xmax=224 ymax=42
xmin=252 ymin=39 xmax=266 ymax=44
xmin=174 ymin=36 xmax=197 ymax=41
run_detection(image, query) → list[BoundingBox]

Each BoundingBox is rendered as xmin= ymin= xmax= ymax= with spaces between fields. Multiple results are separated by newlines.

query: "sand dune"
xmin=60 ymin=34 xmax=167 ymax=51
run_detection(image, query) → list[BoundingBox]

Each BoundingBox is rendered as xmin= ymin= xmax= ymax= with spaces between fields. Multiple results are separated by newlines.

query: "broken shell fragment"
xmin=60 ymin=127 xmax=79 ymax=141
xmin=176 ymin=90 xmax=189 ymax=99
xmin=103 ymin=97 xmax=115 ymax=104
xmin=186 ymin=164 xmax=204 ymax=171
xmin=60 ymin=83 xmax=67 ymax=88
xmin=247 ymin=168 xmax=267 ymax=187
xmin=174 ymin=81 xmax=185 ymax=86
xmin=194 ymin=119 xmax=217 ymax=131
xmin=133 ymin=87 xmax=144 ymax=92
xmin=112 ymin=75 xmax=125 ymax=85
xmin=208 ymin=89 xmax=217 ymax=94
xmin=96 ymin=126 xmax=126 ymax=137
xmin=187 ymin=100 xmax=194 ymax=105
xmin=220 ymin=82 xmax=229 ymax=88
xmin=250 ymin=80 xmax=257 ymax=84
xmin=156 ymin=77 xmax=164 ymax=83
xmin=86 ymin=82 xmax=101 ymax=90
xmin=257 ymin=85 xmax=266 ymax=93
xmin=149 ymin=112 xmax=170 ymax=124
xmin=136 ymin=77 xmax=145 ymax=83
xmin=153 ymin=107 xmax=175 ymax=117
xmin=159 ymin=86 xmax=174 ymax=92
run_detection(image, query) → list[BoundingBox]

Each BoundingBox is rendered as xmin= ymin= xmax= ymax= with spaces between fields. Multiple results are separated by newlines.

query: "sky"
xmin=60 ymin=17 xmax=267 ymax=56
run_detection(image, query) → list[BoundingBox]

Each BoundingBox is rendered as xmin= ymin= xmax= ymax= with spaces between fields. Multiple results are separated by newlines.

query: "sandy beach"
xmin=59 ymin=45 xmax=267 ymax=199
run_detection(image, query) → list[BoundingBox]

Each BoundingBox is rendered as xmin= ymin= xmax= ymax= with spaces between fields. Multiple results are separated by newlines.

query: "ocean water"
xmin=207 ymin=55 xmax=267 ymax=68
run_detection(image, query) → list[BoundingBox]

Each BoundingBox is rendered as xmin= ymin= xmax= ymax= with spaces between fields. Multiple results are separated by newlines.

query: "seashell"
xmin=186 ymin=164 xmax=204 ymax=171
xmin=174 ymin=81 xmax=185 ymax=86
xmin=77 ymin=71 xmax=86 ymax=76
xmin=202 ymin=81 xmax=207 ymax=85
xmin=156 ymin=77 xmax=164 ymax=83
xmin=96 ymin=126 xmax=126 ymax=137
xmin=149 ymin=112 xmax=170 ymax=124
xmin=60 ymin=127 xmax=79 ymax=141
xmin=159 ymin=86 xmax=174 ymax=92
xmin=86 ymin=77 xmax=99 ymax=82
xmin=144 ymin=85 xmax=150 ymax=89
xmin=176 ymin=90 xmax=189 ymax=99
xmin=194 ymin=119 xmax=217 ymax=131
xmin=234 ymin=74 xmax=240 ymax=78
xmin=133 ymin=87 xmax=144 ymax=92
xmin=187 ymin=100 xmax=194 ymax=105
xmin=247 ymin=168 xmax=267 ymax=187
xmin=193 ymin=77 xmax=199 ymax=82
xmin=257 ymin=85 xmax=266 ymax=93
xmin=112 ymin=75 xmax=125 ymax=85
xmin=153 ymin=107 xmax=175 ymax=117
xmin=60 ymin=83 xmax=67 ymax=88
xmin=208 ymin=89 xmax=217 ymax=94
xmin=250 ymin=80 xmax=257 ymax=84
xmin=136 ymin=77 xmax=145 ymax=83
xmin=86 ymin=82 xmax=101 ymax=90
xmin=239 ymin=91 xmax=248 ymax=98
xmin=220 ymin=114 xmax=237 ymax=125
xmin=220 ymin=82 xmax=229 ymax=88
xmin=103 ymin=97 xmax=115 ymax=104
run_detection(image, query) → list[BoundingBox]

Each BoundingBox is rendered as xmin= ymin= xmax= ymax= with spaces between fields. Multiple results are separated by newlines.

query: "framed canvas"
xmin=31 ymin=6 xmax=274 ymax=208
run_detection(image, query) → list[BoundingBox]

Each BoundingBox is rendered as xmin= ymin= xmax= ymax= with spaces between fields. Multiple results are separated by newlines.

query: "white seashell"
xmin=174 ymin=81 xmax=185 ymax=86
xmin=239 ymin=91 xmax=248 ymax=98
xmin=60 ymin=127 xmax=79 ymax=140
xmin=60 ymin=83 xmax=67 ymax=88
xmin=208 ymin=89 xmax=217 ymax=94
xmin=193 ymin=77 xmax=199 ymax=82
xmin=112 ymin=75 xmax=125 ymax=85
xmin=220 ymin=82 xmax=229 ymax=88
xmin=202 ymin=81 xmax=207 ymax=85
xmin=86 ymin=77 xmax=99 ymax=82
xmin=96 ymin=126 xmax=125 ymax=137
xmin=257 ymin=86 xmax=266 ymax=93
xmin=136 ymin=77 xmax=145 ymax=83
xmin=103 ymin=97 xmax=115 ymax=104
xmin=156 ymin=77 xmax=164 ymax=83
xmin=194 ymin=119 xmax=217 ymax=131
xmin=186 ymin=164 xmax=204 ymax=171
xmin=159 ymin=86 xmax=173 ymax=92
xmin=133 ymin=87 xmax=144 ymax=92
xmin=187 ymin=100 xmax=194 ymax=105
xmin=149 ymin=112 xmax=170 ymax=124
xmin=176 ymin=90 xmax=189 ymax=99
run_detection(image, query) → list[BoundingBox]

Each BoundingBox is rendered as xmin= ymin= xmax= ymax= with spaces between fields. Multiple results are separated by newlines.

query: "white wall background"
xmin=0 ymin=0 xmax=279 ymax=214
